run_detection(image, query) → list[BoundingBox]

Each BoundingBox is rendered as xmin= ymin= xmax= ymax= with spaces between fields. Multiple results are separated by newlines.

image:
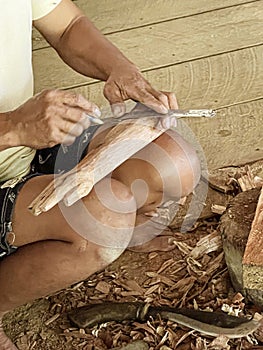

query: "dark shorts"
xmin=0 ymin=125 xmax=100 ymax=260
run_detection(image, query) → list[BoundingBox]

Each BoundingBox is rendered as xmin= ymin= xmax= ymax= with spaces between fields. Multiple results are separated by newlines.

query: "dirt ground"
xmin=3 ymin=214 xmax=263 ymax=350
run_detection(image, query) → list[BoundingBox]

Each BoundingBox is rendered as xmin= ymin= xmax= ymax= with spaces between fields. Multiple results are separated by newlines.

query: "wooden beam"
xmin=32 ymin=0 xmax=253 ymax=50
xmin=33 ymin=2 xmax=263 ymax=91
xmin=243 ymin=187 xmax=263 ymax=290
xmin=29 ymin=117 xmax=165 ymax=215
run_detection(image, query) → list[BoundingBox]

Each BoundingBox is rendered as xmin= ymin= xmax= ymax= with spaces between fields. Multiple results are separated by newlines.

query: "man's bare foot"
xmin=0 ymin=318 xmax=17 ymax=350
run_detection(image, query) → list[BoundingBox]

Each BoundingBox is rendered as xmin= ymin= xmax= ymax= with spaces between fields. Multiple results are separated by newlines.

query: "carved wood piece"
xmin=219 ymin=188 xmax=263 ymax=306
xmin=243 ymin=187 xmax=263 ymax=290
xmin=29 ymin=118 xmax=165 ymax=216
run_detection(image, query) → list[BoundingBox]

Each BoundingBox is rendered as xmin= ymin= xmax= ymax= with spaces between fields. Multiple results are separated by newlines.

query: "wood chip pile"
xmin=3 ymin=159 xmax=263 ymax=350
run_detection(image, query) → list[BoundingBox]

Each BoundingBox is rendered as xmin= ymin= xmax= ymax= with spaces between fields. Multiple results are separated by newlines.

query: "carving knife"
xmin=86 ymin=108 xmax=216 ymax=125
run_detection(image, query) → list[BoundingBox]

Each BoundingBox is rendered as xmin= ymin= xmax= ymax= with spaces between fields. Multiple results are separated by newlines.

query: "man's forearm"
xmin=0 ymin=113 xmax=18 ymax=151
xmin=55 ymin=16 xmax=136 ymax=81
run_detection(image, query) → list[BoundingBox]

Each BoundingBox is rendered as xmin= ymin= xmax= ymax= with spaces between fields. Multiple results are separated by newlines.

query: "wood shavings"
xmin=44 ymin=313 xmax=60 ymax=326
xmin=189 ymin=231 xmax=222 ymax=259
xmin=95 ymin=281 xmax=111 ymax=294
xmin=211 ymin=204 xmax=227 ymax=215
xmin=4 ymin=214 xmax=259 ymax=350
xmin=207 ymin=335 xmax=230 ymax=350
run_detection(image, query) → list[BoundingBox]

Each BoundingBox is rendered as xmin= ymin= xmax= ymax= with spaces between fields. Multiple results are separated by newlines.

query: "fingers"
xmin=60 ymin=134 xmax=76 ymax=146
xmin=135 ymin=89 xmax=178 ymax=129
xmin=103 ymin=83 xmax=126 ymax=117
xmin=59 ymin=119 xmax=85 ymax=137
xmin=41 ymin=89 xmax=101 ymax=119
xmin=42 ymin=90 xmax=102 ymax=145
xmin=161 ymin=91 xmax=178 ymax=109
xmin=111 ymin=103 xmax=126 ymax=118
xmin=63 ymin=93 xmax=101 ymax=118
xmin=137 ymin=92 xmax=169 ymax=114
xmin=150 ymin=90 xmax=178 ymax=129
xmin=103 ymin=68 xmax=179 ymax=129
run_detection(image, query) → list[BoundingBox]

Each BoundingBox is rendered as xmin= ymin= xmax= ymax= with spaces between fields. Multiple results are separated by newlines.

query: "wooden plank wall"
xmin=32 ymin=0 xmax=263 ymax=169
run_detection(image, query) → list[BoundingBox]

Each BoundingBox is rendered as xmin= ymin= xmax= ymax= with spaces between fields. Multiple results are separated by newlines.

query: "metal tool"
xmin=68 ymin=301 xmax=261 ymax=339
xmin=86 ymin=107 xmax=216 ymax=125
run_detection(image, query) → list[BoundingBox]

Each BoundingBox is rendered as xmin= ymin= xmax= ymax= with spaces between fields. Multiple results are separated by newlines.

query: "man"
xmin=0 ymin=1 xmax=201 ymax=349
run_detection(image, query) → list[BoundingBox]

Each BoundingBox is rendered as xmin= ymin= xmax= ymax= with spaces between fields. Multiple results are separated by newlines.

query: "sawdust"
xmin=3 ymin=218 xmax=263 ymax=350
xmin=3 ymin=161 xmax=263 ymax=349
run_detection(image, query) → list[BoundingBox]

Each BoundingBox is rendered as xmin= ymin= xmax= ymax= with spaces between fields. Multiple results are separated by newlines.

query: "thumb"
xmin=103 ymin=82 xmax=126 ymax=118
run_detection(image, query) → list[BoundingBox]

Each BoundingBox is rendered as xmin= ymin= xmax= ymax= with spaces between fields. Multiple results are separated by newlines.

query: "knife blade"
xmin=85 ymin=108 xmax=216 ymax=125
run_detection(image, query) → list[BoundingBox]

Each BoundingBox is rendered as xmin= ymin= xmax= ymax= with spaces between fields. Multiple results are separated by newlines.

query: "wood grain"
xmin=181 ymin=99 xmax=263 ymax=169
xmin=33 ymin=2 xmax=263 ymax=92
xmin=64 ymin=46 xmax=263 ymax=169
xmin=29 ymin=117 xmax=164 ymax=215
xmin=243 ymin=187 xmax=263 ymax=290
xmin=32 ymin=0 xmax=256 ymax=50
xmin=65 ymin=46 xmax=263 ymax=110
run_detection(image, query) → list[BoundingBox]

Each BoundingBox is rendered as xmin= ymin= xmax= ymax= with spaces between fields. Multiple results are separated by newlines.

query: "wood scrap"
xmin=28 ymin=117 xmax=164 ymax=215
xmin=211 ymin=204 xmax=226 ymax=215
xmin=208 ymin=159 xmax=263 ymax=194
xmin=170 ymin=180 xmax=232 ymax=229
xmin=110 ymin=340 xmax=149 ymax=350
xmin=243 ymin=186 xmax=263 ymax=290
xmin=219 ymin=188 xmax=263 ymax=306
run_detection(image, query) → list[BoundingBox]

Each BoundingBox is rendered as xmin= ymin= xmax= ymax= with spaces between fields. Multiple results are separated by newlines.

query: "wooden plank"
xmin=33 ymin=1 xmax=263 ymax=92
xmin=243 ymin=187 xmax=263 ymax=290
xmin=180 ymin=99 xmax=263 ymax=169
xmin=32 ymin=0 xmax=256 ymax=50
xmin=69 ymin=47 xmax=263 ymax=171
xmin=29 ymin=116 xmax=164 ymax=215
xmin=64 ymin=46 xmax=263 ymax=110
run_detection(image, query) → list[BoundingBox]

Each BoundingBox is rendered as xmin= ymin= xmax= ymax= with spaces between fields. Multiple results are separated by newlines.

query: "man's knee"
xmin=152 ymin=129 xmax=201 ymax=198
xmin=74 ymin=178 xmax=136 ymax=255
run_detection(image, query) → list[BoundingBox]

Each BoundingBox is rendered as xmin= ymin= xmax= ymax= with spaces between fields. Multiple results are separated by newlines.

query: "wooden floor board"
xmin=33 ymin=2 xmax=263 ymax=92
xmin=32 ymin=0 xmax=260 ymax=50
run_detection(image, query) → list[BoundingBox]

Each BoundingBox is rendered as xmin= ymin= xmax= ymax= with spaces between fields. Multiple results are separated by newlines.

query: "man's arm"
xmin=33 ymin=0 xmax=178 ymax=122
xmin=34 ymin=0 xmax=133 ymax=82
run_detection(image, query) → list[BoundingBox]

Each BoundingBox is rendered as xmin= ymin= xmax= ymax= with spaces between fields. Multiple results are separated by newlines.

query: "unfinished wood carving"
xmin=243 ymin=186 xmax=263 ymax=290
xmin=29 ymin=117 xmax=165 ymax=216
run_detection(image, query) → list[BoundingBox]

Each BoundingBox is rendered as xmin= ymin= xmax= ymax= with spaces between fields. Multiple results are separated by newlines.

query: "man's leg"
xmin=0 ymin=127 xmax=200 ymax=349
xmin=100 ymin=128 xmax=201 ymax=213
xmin=0 ymin=175 xmax=136 ymax=349
xmin=89 ymin=127 xmax=201 ymax=247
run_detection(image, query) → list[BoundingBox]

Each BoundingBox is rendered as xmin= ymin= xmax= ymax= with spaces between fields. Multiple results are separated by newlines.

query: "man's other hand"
xmin=10 ymin=90 xmax=101 ymax=149
xmin=103 ymin=64 xmax=178 ymax=129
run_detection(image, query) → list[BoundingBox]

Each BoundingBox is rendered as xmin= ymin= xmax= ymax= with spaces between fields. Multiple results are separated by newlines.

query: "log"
xmin=243 ymin=187 xmax=263 ymax=290
xmin=219 ymin=188 xmax=263 ymax=307
xmin=29 ymin=117 xmax=165 ymax=215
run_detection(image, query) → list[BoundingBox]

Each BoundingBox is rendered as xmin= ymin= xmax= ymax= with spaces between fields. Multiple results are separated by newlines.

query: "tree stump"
xmin=220 ymin=188 xmax=263 ymax=307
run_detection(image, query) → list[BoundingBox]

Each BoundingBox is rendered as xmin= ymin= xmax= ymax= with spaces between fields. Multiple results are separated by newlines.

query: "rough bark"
xmin=243 ymin=187 xmax=263 ymax=290
xmin=220 ymin=188 xmax=263 ymax=306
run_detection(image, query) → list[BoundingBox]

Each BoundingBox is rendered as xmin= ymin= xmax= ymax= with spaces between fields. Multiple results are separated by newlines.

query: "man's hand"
xmin=33 ymin=1 xmax=177 ymax=130
xmin=9 ymin=89 xmax=101 ymax=149
xmin=103 ymin=64 xmax=178 ymax=129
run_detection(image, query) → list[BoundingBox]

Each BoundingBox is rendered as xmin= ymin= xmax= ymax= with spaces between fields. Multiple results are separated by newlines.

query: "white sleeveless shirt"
xmin=0 ymin=0 xmax=61 ymax=184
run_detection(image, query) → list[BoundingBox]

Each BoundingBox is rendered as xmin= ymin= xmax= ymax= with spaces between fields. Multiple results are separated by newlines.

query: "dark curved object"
xmin=68 ymin=301 xmax=251 ymax=329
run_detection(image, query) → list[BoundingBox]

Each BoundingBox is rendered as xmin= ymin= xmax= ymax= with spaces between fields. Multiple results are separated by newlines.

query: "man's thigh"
xmin=12 ymin=175 xmax=79 ymax=247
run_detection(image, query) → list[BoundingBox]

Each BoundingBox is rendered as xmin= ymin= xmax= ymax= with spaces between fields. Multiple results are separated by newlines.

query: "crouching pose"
xmin=0 ymin=0 xmax=200 ymax=348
